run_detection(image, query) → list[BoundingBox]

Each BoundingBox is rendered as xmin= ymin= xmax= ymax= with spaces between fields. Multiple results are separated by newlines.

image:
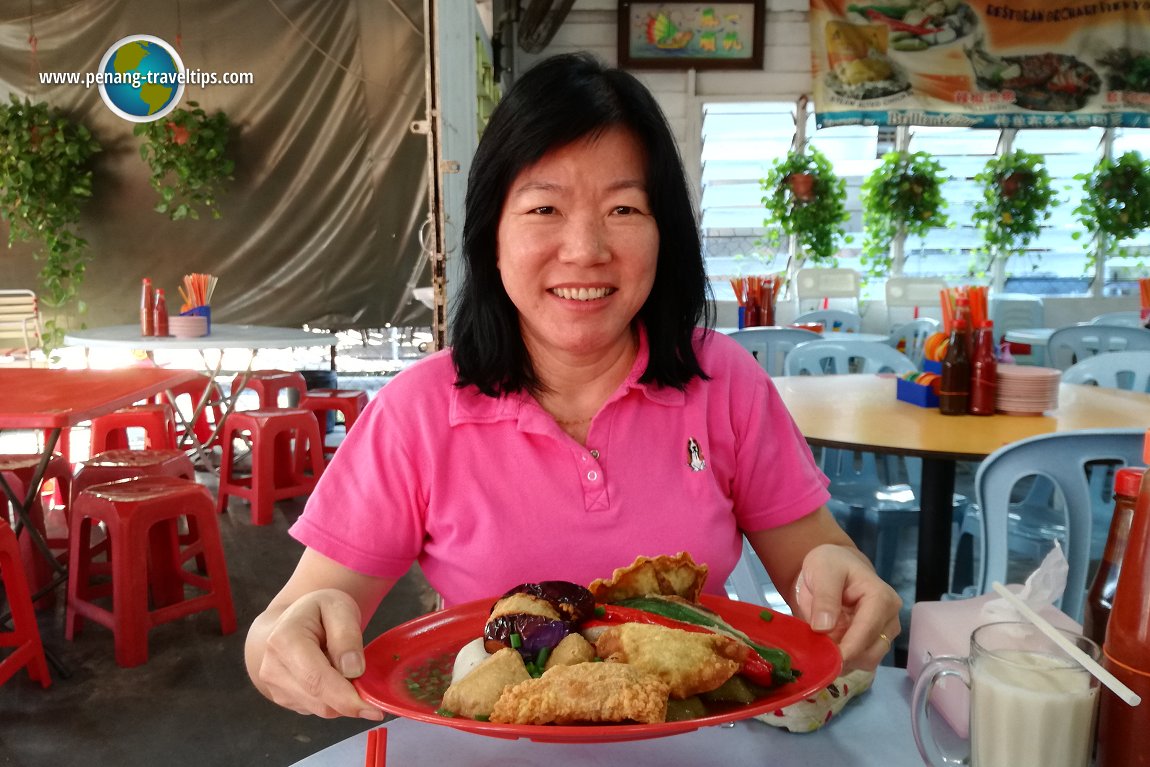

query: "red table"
xmin=0 ymin=367 xmax=199 ymax=582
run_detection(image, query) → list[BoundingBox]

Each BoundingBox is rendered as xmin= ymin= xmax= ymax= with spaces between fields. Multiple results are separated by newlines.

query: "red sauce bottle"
xmin=938 ymin=319 xmax=970 ymax=416
xmin=1097 ymin=432 xmax=1150 ymax=766
xmin=968 ymin=320 xmax=996 ymax=416
xmin=140 ymin=278 xmax=154 ymax=336
xmin=153 ymin=288 xmax=169 ymax=337
xmin=1084 ymin=467 xmax=1145 ymax=645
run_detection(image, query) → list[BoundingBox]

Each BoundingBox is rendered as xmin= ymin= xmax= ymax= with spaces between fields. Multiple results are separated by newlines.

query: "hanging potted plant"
xmin=859 ymin=151 xmax=949 ymax=279
xmin=1072 ymin=151 xmax=1150 ymax=269
xmin=0 ymin=96 xmax=102 ymax=349
xmin=134 ymin=101 xmax=235 ymax=220
xmin=970 ymin=150 xmax=1059 ymax=276
xmin=758 ymin=146 xmax=850 ymax=270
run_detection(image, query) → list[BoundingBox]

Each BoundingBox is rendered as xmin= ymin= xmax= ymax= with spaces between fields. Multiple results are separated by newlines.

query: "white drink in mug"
xmin=912 ymin=621 xmax=1101 ymax=767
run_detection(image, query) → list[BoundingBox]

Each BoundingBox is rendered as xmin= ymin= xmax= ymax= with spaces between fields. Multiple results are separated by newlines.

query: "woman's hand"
xmin=245 ymin=550 xmax=395 ymax=719
xmin=792 ymin=544 xmax=902 ymax=671
xmin=250 ymin=589 xmax=384 ymax=720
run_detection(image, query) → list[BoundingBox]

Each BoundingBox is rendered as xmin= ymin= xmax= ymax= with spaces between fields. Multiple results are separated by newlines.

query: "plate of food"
xmin=353 ymin=555 xmax=843 ymax=743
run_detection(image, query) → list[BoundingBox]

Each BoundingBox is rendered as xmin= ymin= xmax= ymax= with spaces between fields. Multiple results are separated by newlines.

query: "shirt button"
xmin=590 ymin=449 xmax=600 ymax=459
xmin=587 ymin=470 xmax=598 ymax=481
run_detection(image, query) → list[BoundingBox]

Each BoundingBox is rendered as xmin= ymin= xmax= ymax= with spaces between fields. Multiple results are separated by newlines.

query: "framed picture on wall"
xmin=617 ymin=1 xmax=764 ymax=70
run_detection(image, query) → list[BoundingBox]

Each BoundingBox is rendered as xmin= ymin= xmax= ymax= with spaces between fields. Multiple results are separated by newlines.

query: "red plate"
xmin=353 ymin=594 xmax=843 ymax=744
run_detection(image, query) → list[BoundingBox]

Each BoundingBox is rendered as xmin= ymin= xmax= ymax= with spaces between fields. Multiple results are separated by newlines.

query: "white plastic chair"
xmin=990 ymin=293 xmax=1044 ymax=365
xmin=1045 ymin=325 xmax=1150 ymax=371
xmin=782 ymin=339 xmax=918 ymax=583
xmin=784 ymin=339 xmax=916 ymax=377
xmin=884 ymin=276 xmax=948 ymax=328
xmin=727 ymin=327 xmax=820 ymax=376
xmin=0 ymin=289 xmax=44 ymax=366
xmin=1089 ymin=311 xmax=1142 ymax=328
xmin=885 ymin=318 xmax=940 ymax=367
xmin=724 ymin=537 xmax=789 ymax=612
xmin=794 ymin=268 xmax=861 ymax=313
xmin=1062 ymin=350 xmax=1150 ymax=393
xmin=792 ymin=309 xmax=862 ymax=333
xmin=966 ymin=429 xmax=1144 ymax=621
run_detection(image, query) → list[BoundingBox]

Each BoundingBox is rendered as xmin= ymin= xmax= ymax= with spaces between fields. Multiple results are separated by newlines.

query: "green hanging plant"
xmin=859 ymin=151 xmax=949 ymax=279
xmin=970 ymin=150 xmax=1059 ymax=275
xmin=758 ymin=146 xmax=850 ymax=266
xmin=134 ymin=101 xmax=234 ymax=220
xmin=0 ymin=96 xmax=102 ymax=349
xmin=1072 ymin=151 xmax=1150 ymax=270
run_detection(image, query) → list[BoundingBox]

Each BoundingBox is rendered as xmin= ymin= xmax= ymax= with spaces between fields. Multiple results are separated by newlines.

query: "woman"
xmin=246 ymin=52 xmax=901 ymax=720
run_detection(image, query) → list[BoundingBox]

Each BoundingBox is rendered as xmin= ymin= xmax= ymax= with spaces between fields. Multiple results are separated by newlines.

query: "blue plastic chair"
xmin=964 ymin=429 xmax=1144 ymax=620
xmin=728 ymin=327 xmax=820 ymax=376
xmin=792 ymin=309 xmax=862 ymax=333
xmin=1061 ymin=350 xmax=1150 ymax=393
xmin=782 ymin=340 xmax=918 ymax=583
xmin=1045 ymin=325 xmax=1150 ymax=371
xmin=885 ymin=318 xmax=940 ymax=367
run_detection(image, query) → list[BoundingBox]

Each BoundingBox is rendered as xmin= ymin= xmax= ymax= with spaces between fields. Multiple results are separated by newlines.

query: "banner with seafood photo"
xmin=810 ymin=0 xmax=1150 ymax=128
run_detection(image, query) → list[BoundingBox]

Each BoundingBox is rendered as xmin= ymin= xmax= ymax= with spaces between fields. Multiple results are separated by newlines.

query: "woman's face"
xmin=496 ymin=126 xmax=659 ymax=361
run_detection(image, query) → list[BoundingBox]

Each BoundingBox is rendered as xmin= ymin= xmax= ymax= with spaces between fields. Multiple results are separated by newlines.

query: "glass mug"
xmin=912 ymin=621 xmax=1101 ymax=767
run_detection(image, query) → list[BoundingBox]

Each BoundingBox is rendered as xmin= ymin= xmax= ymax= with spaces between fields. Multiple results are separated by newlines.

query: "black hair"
xmin=451 ymin=52 xmax=713 ymax=396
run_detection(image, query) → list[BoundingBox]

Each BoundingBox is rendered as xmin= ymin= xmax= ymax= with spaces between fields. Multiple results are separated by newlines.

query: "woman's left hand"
xmin=792 ymin=543 xmax=902 ymax=672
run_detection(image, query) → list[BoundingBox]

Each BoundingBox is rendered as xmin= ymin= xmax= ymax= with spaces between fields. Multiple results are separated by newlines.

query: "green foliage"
xmin=970 ymin=150 xmax=1059 ymax=274
xmin=759 ymin=147 xmax=850 ymax=265
xmin=859 ymin=151 xmax=949 ymax=278
xmin=0 ymin=96 xmax=101 ymax=348
xmin=1072 ymin=151 xmax=1150 ymax=269
xmin=134 ymin=101 xmax=234 ymax=220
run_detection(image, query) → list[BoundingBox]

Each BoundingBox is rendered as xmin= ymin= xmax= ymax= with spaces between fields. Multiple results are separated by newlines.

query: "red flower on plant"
xmin=166 ymin=122 xmax=190 ymax=146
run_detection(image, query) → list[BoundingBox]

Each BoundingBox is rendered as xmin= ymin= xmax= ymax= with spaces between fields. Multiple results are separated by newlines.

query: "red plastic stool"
xmin=88 ymin=403 xmax=177 ymax=454
xmin=300 ymin=389 xmax=369 ymax=458
xmin=66 ymin=476 xmax=236 ymax=668
xmin=154 ymin=373 xmax=223 ymax=448
xmin=0 ymin=518 xmax=51 ymax=688
xmin=230 ymin=370 xmax=307 ymax=410
xmin=216 ymin=408 xmax=325 ymax=525
xmin=0 ymin=453 xmax=73 ymax=606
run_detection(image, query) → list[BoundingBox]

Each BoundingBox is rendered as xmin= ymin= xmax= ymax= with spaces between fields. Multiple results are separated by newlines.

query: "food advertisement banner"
xmin=810 ymin=0 xmax=1150 ymax=128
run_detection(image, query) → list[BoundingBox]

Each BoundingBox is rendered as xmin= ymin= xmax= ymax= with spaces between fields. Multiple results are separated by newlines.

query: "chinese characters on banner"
xmin=810 ymin=1 xmax=1150 ymax=128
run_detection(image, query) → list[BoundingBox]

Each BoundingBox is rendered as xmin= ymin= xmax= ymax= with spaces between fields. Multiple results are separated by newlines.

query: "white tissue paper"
xmin=906 ymin=543 xmax=1081 ymax=738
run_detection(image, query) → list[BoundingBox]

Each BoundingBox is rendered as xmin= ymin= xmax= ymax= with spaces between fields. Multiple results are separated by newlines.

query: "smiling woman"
xmin=245 ymin=53 xmax=902 ymax=724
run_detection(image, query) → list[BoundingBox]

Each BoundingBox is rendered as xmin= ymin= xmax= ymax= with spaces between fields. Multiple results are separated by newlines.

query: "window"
xmin=700 ymin=103 xmax=1150 ymax=299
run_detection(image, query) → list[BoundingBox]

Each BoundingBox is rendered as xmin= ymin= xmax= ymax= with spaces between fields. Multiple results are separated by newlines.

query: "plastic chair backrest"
xmin=885 ymin=318 xmax=941 ymax=366
xmin=974 ymin=428 xmax=1144 ymax=620
xmin=1046 ymin=325 xmax=1150 ymax=370
xmin=989 ymin=293 xmax=1043 ymax=344
xmin=1061 ymin=350 xmax=1150 ymax=393
xmin=724 ymin=536 xmax=777 ymax=607
xmin=784 ymin=339 xmax=917 ymax=376
xmin=794 ymin=268 xmax=861 ymax=312
xmin=728 ymin=327 xmax=820 ymax=376
xmin=0 ymin=289 xmax=43 ymax=363
xmin=1089 ymin=311 xmax=1142 ymax=328
xmin=885 ymin=277 xmax=948 ymax=326
xmin=792 ymin=309 xmax=862 ymax=333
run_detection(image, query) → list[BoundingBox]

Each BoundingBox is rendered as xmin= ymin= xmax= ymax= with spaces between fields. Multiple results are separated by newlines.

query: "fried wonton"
xmin=440 ymin=647 xmax=531 ymax=720
xmin=595 ymin=622 xmax=748 ymax=699
xmin=489 ymin=662 xmax=669 ymax=725
xmin=587 ymin=552 xmax=708 ymax=604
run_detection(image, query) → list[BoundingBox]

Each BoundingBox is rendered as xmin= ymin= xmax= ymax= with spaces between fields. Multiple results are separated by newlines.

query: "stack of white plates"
xmin=168 ymin=314 xmax=208 ymax=338
xmin=995 ymin=365 xmax=1061 ymax=415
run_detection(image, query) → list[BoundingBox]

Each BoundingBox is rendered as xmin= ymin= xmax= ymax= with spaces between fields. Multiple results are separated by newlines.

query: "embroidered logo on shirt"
xmin=687 ymin=437 xmax=706 ymax=472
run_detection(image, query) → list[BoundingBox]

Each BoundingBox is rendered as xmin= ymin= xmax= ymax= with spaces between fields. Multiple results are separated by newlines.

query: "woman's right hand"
xmin=252 ymin=588 xmax=385 ymax=720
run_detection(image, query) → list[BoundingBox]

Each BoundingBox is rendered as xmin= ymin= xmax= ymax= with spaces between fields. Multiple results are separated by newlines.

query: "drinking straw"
xmin=1140 ymin=278 xmax=1149 ymax=309
xmin=730 ymin=278 xmax=746 ymax=307
xmin=991 ymin=582 xmax=1141 ymax=707
xmin=364 ymin=727 xmax=387 ymax=767
xmin=939 ymin=290 xmax=954 ymax=332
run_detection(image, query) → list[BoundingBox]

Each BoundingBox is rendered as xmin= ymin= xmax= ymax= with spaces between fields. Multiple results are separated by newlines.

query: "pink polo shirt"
xmin=290 ymin=327 xmax=829 ymax=607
